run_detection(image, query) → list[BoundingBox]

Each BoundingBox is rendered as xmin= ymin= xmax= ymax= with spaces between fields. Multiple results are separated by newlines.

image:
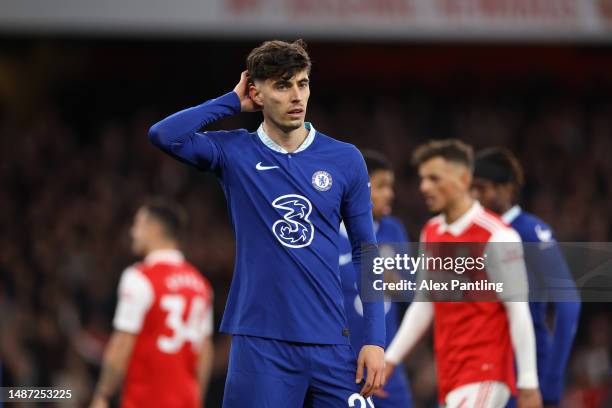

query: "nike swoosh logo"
xmin=256 ymin=162 xmax=279 ymax=171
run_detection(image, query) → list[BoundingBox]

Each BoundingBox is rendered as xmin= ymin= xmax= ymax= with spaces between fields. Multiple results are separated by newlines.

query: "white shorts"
xmin=444 ymin=381 xmax=511 ymax=408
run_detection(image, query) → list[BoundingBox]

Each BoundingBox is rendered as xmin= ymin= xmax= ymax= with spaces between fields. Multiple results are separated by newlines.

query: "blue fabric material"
xmin=149 ymin=92 xmax=385 ymax=346
xmin=507 ymin=210 xmax=581 ymax=405
xmin=223 ymin=335 xmax=374 ymax=408
xmin=340 ymin=215 xmax=413 ymax=407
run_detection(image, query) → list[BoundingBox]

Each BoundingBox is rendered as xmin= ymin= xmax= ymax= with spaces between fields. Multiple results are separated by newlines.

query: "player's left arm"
xmin=90 ymin=267 xmax=154 ymax=408
xmin=344 ymin=212 xmax=385 ymax=397
xmin=542 ymin=300 xmax=580 ymax=407
xmin=486 ymin=229 xmax=542 ymax=408
xmin=341 ymin=147 xmax=385 ymax=397
xmin=196 ymin=303 xmax=215 ymax=405
xmin=530 ymin=227 xmax=581 ymax=405
xmin=90 ymin=331 xmax=137 ymax=408
xmin=196 ymin=336 xmax=214 ymax=405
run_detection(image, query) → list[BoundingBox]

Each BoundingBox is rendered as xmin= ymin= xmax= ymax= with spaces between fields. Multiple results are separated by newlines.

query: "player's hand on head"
xmin=233 ymin=70 xmax=261 ymax=113
xmin=517 ymin=388 xmax=543 ymax=408
xmin=356 ymin=345 xmax=385 ymax=397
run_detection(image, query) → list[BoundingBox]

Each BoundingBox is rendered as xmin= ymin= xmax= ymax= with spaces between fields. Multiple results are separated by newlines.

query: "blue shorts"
xmin=373 ymin=365 xmax=412 ymax=408
xmin=223 ymin=335 xmax=376 ymax=408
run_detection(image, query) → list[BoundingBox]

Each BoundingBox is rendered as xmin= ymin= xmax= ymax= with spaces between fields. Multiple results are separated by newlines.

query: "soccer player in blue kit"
xmin=471 ymin=147 xmax=581 ymax=408
xmin=338 ymin=150 xmax=413 ymax=408
xmin=148 ymin=40 xmax=386 ymax=407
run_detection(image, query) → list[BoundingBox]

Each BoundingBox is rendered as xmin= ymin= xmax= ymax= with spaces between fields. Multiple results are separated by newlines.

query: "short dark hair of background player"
xmin=411 ymin=139 xmax=474 ymax=171
xmin=361 ymin=149 xmax=393 ymax=175
xmin=473 ymin=147 xmax=525 ymax=198
xmin=142 ymin=198 xmax=188 ymax=241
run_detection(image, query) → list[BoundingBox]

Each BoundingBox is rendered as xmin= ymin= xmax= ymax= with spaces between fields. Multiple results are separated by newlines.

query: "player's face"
xmin=471 ymin=178 xmax=512 ymax=214
xmin=370 ymin=170 xmax=395 ymax=220
xmin=418 ymin=157 xmax=471 ymax=214
xmin=130 ymin=208 xmax=151 ymax=256
xmin=471 ymin=178 xmax=500 ymax=213
xmin=255 ymin=70 xmax=310 ymax=133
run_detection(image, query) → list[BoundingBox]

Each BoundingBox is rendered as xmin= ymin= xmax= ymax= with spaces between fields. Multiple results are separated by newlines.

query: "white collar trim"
xmin=502 ymin=205 xmax=522 ymax=224
xmin=257 ymin=122 xmax=316 ymax=154
xmin=339 ymin=221 xmax=348 ymax=238
xmin=438 ymin=201 xmax=483 ymax=236
xmin=145 ymin=249 xmax=184 ymax=265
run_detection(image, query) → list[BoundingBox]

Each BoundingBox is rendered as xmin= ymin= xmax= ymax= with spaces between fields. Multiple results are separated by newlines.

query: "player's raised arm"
xmin=148 ymin=71 xmax=258 ymax=170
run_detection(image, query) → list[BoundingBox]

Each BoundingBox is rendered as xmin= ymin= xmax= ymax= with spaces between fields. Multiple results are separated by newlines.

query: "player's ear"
xmin=148 ymin=218 xmax=166 ymax=240
xmin=249 ymin=82 xmax=264 ymax=108
xmin=500 ymin=183 xmax=514 ymax=204
xmin=461 ymin=167 xmax=472 ymax=189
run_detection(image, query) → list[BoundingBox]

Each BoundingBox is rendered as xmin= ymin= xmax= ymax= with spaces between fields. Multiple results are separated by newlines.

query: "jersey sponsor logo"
xmin=271 ymin=194 xmax=314 ymax=248
xmin=256 ymin=162 xmax=279 ymax=171
xmin=312 ymin=170 xmax=333 ymax=191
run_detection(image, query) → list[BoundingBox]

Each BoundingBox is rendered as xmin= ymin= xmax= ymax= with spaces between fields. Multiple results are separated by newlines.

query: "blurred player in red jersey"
xmin=384 ymin=140 xmax=542 ymax=408
xmin=90 ymin=199 xmax=214 ymax=408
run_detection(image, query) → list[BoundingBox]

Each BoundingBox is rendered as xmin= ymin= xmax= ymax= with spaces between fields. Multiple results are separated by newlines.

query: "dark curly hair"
xmin=246 ymin=39 xmax=311 ymax=82
xmin=474 ymin=147 xmax=525 ymax=189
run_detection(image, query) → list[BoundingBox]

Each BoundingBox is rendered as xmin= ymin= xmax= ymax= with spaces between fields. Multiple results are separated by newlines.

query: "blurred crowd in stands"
xmin=0 ymin=40 xmax=610 ymax=407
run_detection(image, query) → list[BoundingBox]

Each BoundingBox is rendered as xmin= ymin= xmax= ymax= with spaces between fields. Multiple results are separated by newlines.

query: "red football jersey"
xmin=420 ymin=202 xmax=519 ymax=402
xmin=113 ymin=250 xmax=213 ymax=408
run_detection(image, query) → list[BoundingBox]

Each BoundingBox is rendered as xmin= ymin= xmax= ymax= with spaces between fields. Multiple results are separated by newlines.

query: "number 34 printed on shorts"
xmin=348 ymin=393 xmax=375 ymax=407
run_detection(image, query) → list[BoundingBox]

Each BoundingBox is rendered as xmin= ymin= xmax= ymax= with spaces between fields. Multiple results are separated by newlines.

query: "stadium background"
xmin=1 ymin=1 xmax=611 ymax=407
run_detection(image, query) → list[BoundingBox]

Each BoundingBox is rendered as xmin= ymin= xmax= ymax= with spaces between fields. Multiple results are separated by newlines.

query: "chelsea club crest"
xmin=311 ymin=170 xmax=332 ymax=191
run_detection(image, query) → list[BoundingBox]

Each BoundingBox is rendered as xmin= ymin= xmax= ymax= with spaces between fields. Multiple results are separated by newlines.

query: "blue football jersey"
xmin=339 ymin=216 xmax=410 ymax=351
xmin=149 ymin=92 xmax=385 ymax=346
xmin=503 ymin=206 xmax=580 ymax=405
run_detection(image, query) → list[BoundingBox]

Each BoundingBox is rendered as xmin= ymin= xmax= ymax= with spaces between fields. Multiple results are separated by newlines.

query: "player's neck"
xmin=146 ymin=240 xmax=179 ymax=254
xmin=262 ymin=120 xmax=308 ymax=153
xmin=444 ymin=196 xmax=474 ymax=225
xmin=499 ymin=203 xmax=513 ymax=214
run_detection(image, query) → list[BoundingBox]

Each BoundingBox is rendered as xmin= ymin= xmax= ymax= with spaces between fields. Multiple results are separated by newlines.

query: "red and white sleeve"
xmin=487 ymin=228 xmax=539 ymax=389
xmin=112 ymin=267 xmax=154 ymax=334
